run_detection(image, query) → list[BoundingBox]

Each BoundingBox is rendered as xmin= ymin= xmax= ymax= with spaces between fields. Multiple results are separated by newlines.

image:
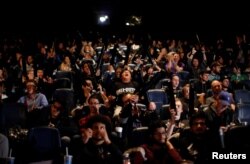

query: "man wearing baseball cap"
xmin=204 ymin=91 xmax=236 ymax=150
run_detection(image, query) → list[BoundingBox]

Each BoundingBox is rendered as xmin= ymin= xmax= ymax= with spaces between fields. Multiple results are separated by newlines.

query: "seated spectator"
xmin=165 ymin=98 xmax=189 ymax=139
xmin=179 ymin=84 xmax=200 ymax=116
xmin=125 ymin=120 xmax=183 ymax=164
xmin=206 ymin=80 xmax=235 ymax=111
xmin=109 ymin=68 xmax=140 ymax=106
xmin=204 ymin=91 xmax=236 ymax=149
xmin=26 ymin=99 xmax=66 ymax=129
xmin=165 ymin=74 xmax=182 ymax=99
xmin=171 ymin=111 xmax=216 ymax=163
xmin=230 ymin=65 xmax=248 ymax=90
xmin=73 ymin=115 xmax=123 ymax=164
xmin=73 ymin=93 xmax=112 ymax=131
xmin=208 ymin=62 xmax=222 ymax=82
xmin=17 ymin=80 xmax=48 ymax=112
xmin=221 ymin=75 xmax=233 ymax=94
xmin=193 ymin=70 xmax=211 ymax=104
xmin=59 ymin=55 xmax=72 ymax=72
xmin=26 ymin=99 xmax=75 ymax=150
xmin=142 ymin=102 xmax=160 ymax=127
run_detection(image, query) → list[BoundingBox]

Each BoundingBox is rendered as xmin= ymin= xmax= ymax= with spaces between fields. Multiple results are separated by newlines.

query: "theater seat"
xmin=27 ymin=126 xmax=62 ymax=163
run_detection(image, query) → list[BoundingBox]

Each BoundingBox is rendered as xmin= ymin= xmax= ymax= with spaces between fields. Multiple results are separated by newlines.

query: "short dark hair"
xmin=189 ymin=111 xmax=208 ymax=127
xmin=88 ymin=93 xmax=102 ymax=104
xmin=52 ymin=99 xmax=65 ymax=111
xmin=199 ymin=70 xmax=210 ymax=75
xmin=148 ymin=120 xmax=167 ymax=135
xmin=86 ymin=115 xmax=112 ymax=135
xmin=26 ymin=79 xmax=37 ymax=87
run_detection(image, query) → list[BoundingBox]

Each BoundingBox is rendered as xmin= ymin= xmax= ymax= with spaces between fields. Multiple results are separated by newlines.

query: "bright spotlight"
xmin=98 ymin=14 xmax=110 ymax=25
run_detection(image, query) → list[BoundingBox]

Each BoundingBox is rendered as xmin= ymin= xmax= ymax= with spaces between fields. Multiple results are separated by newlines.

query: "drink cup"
xmin=6 ymin=157 xmax=15 ymax=164
xmin=64 ymin=155 xmax=73 ymax=164
xmin=115 ymin=127 xmax=123 ymax=138
xmin=242 ymin=121 xmax=248 ymax=126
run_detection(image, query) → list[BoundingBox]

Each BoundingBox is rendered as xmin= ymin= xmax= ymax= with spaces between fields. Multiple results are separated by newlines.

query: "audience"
xmin=73 ymin=115 xmax=123 ymax=164
xmin=0 ymin=31 xmax=249 ymax=163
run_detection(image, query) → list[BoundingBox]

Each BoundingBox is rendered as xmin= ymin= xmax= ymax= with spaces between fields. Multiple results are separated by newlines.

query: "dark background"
xmin=0 ymin=0 xmax=249 ymax=39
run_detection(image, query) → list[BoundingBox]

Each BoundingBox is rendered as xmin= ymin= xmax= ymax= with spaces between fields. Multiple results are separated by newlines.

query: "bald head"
xmin=211 ymin=80 xmax=222 ymax=95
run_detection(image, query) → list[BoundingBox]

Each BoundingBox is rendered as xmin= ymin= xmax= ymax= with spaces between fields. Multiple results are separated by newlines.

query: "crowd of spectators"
xmin=0 ymin=31 xmax=250 ymax=163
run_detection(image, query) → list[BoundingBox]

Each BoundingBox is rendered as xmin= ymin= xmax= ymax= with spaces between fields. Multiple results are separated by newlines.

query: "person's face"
xmin=26 ymin=83 xmax=36 ymax=95
xmin=92 ymin=122 xmax=106 ymax=141
xmin=64 ymin=56 xmax=70 ymax=64
xmin=51 ymin=102 xmax=62 ymax=118
xmin=173 ymin=53 xmax=180 ymax=62
xmin=201 ymin=73 xmax=209 ymax=81
xmin=192 ymin=59 xmax=199 ymax=67
xmin=85 ymin=80 xmax=93 ymax=90
xmin=88 ymin=98 xmax=100 ymax=114
xmin=215 ymin=66 xmax=221 ymax=73
xmin=27 ymin=70 xmax=35 ymax=80
xmin=37 ymin=70 xmax=44 ymax=78
xmin=84 ymin=45 xmax=91 ymax=53
xmin=82 ymin=64 xmax=91 ymax=75
xmin=153 ymin=127 xmax=166 ymax=144
xmin=147 ymin=67 xmax=154 ymax=76
xmin=27 ymin=56 xmax=33 ymax=64
xmin=172 ymin=75 xmax=180 ymax=88
xmin=175 ymin=100 xmax=183 ymax=120
xmin=218 ymin=57 xmax=223 ymax=64
xmin=160 ymin=48 xmax=167 ymax=56
xmin=183 ymin=87 xmax=190 ymax=99
xmin=211 ymin=81 xmax=222 ymax=94
xmin=121 ymin=70 xmax=132 ymax=83
xmin=115 ymin=68 xmax=122 ymax=78
xmin=222 ymin=79 xmax=230 ymax=87
xmin=58 ymin=42 xmax=64 ymax=49
xmin=40 ymin=47 xmax=47 ymax=54
xmin=191 ymin=118 xmax=207 ymax=135
xmin=102 ymin=53 xmax=110 ymax=62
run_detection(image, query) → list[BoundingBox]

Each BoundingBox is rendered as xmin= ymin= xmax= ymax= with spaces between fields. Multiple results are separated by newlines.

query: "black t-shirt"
xmin=112 ymin=81 xmax=139 ymax=105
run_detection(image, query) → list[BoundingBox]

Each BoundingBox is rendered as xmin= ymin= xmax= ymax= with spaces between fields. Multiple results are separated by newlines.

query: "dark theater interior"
xmin=0 ymin=1 xmax=250 ymax=164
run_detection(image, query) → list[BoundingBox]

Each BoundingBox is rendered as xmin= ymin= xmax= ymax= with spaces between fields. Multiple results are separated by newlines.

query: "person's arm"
xmin=37 ymin=93 xmax=49 ymax=109
xmin=81 ymin=128 xmax=93 ymax=144
xmin=17 ymin=96 xmax=25 ymax=104
xmin=166 ymin=109 xmax=176 ymax=139
xmin=102 ymin=128 xmax=112 ymax=145
xmin=98 ymin=84 xmax=110 ymax=108
xmin=166 ymin=140 xmax=183 ymax=163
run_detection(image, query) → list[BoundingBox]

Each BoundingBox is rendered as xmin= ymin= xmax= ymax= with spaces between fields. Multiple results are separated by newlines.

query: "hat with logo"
xmin=218 ymin=91 xmax=231 ymax=106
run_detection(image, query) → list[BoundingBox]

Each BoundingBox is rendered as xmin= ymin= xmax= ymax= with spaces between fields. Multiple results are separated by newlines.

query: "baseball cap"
xmin=218 ymin=91 xmax=231 ymax=106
